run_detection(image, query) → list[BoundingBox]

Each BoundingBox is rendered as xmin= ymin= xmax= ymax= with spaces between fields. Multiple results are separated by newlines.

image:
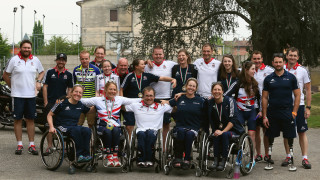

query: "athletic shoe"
xmin=137 ymin=161 xmax=146 ymax=168
xmin=85 ymin=156 xmax=92 ymax=162
xmin=264 ymin=155 xmax=274 ymax=164
xmin=281 ymin=157 xmax=292 ymax=167
xmin=255 ymin=154 xmax=263 ymax=162
xmin=15 ymin=145 xmax=23 ymax=155
xmin=113 ymin=155 xmax=121 ymax=167
xmin=106 ymin=154 xmax=114 ymax=167
xmin=146 ymin=161 xmax=153 ymax=167
xmin=246 ymin=160 xmax=256 ymax=169
xmin=28 ymin=145 xmax=38 ymax=155
xmin=43 ymin=148 xmax=53 ymax=156
xmin=302 ymin=159 xmax=311 ymax=169
xmin=77 ymin=155 xmax=86 ymax=163
xmin=172 ymin=158 xmax=183 ymax=168
xmin=182 ymin=160 xmax=190 ymax=170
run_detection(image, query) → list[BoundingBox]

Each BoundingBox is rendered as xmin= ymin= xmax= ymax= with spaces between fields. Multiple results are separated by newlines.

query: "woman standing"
xmin=96 ymin=60 xmax=120 ymax=96
xmin=171 ymin=49 xmax=197 ymax=98
xmin=217 ymin=54 xmax=238 ymax=93
xmin=205 ymin=82 xmax=244 ymax=171
xmin=81 ymin=82 xmax=140 ymax=167
xmin=163 ymin=78 xmax=204 ymax=169
xmin=224 ymin=61 xmax=260 ymax=164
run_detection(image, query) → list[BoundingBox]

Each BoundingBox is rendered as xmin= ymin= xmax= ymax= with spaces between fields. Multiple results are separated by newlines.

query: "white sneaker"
xmin=137 ymin=161 xmax=145 ymax=167
xmin=146 ymin=161 xmax=153 ymax=167
xmin=113 ymin=154 xmax=121 ymax=167
xmin=106 ymin=154 xmax=114 ymax=167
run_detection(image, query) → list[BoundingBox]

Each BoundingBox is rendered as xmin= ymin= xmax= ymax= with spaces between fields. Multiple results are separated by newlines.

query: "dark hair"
xmin=211 ymin=81 xmax=224 ymax=92
xmin=202 ymin=43 xmax=213 ymax=50
xmin=142 ymin=86 xmax=155 ymax=96
xmin=20 ymin=40 xmax=32 ymax=48
xmin=130 ymin=59 xmax=144 ymax=71
xmin=94 ymin=46 xmax=106 ymax=54
xmin=272 ymin=53 xmax=284 ymax=61
xmin=178 ymin=49 xmax=192 ymax=64
xmin=104 ymin=81 xmax=118 ymax=92
xmin=239 ymin=61 xmax=259 ymax=97
xmin=286 ymin=47 xmax=299 ymax=56
xmin=251 ymin=50 xmax=263 ymax=58
xmin=218 ymin=54 xmax=238 ymax=79
xmin=102 ymin=60 xmax=112 ymax=67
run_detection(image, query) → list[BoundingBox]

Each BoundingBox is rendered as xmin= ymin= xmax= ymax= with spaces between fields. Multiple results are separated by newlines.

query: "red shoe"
xmin=113 ymin=154 xmax=121 ymax=167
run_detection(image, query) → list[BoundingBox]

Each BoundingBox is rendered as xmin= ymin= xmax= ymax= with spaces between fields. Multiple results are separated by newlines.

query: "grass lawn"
xmin=309 ymin=93 xmax=320 ymax=128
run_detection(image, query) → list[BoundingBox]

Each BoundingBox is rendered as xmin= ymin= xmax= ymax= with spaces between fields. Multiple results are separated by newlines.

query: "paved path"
xmin=0 ymin=126 xmax=319 ymax=180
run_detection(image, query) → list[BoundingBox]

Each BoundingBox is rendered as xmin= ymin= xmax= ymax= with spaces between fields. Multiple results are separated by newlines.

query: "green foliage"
xmin=0 ymin=33 xmax=11 ymax=58
xmin=30 ymin=20 xmax=44 ymax=55
xmin=308 ymin=93 xmax=320 ymax=128
xmin=40 ymin=36 xmax=83 ymax=55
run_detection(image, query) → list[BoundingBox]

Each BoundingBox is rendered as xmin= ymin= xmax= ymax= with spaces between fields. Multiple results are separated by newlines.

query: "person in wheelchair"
xmin=162 ymin=78 xmax=205 ymax=169
xmin=47 ymin=84 xmax=95 ymax=163
xmin=125 ymin=86 xmax=172 ymax=168
xmin=205 ymin=82 xmax=244 ymax=171
xmin=80 ymin=81 xmax=141 ymax=167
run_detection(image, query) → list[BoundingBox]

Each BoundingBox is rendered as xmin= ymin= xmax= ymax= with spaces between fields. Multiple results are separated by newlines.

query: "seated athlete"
xmin=125 ymin=86 xmax=172 ymax=167
xmin=81 ymin=81 xmax=140 ymax=167
xmin=206 ymin=82 xmax=244 ymax=171
xmin=162 ymin=78 xmax=205 ymax=169
xmin=47 ymin=85 xmax=94 ymax=163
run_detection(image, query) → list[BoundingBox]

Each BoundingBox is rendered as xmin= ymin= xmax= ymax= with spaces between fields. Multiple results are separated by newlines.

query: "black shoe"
xmin=182 ymin=160 xmax=190 ymax=170
xmin=302 ymin=159 xmax=311 ymax=169
xmin=28 ymin=145 xmax=39 ymax=155
xmin=172 ymin=158 xmax=183 ymax=168
xmin=255 ymin=154 xmax=263 ymax=162
xmin=15 ymin=145 xmax=23 ymax=155
xmin=217 ymin=158 xmax=226 ymax=171
xmin=209 ymin=157 xmax=219 ymax=170
xmin=264 ymin=155 xmax=274 ymax=164
xmin=281 ymin=157 xmax=292 ymax=167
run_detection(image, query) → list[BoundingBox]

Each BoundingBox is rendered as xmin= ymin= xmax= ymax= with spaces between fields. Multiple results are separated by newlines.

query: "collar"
xmin=53 ymin=66 xmax=67 ymax=73
xmin=153 ymin=60 xmax=164 ymax=67
xmin=272 ymin=70 xmax=288 ymax=77
xmin=105 ymin=96 xmax=115 ymax=101
xmin=256 ymin=63 xmax=266 ymax=72
xmin=141 ymin=100 xmax=158 ymax=109
xmin=104 ymin=73 xmax=111 ymax=77
xmin=18 ymin=52 xmax=33 ymax=61
xmin=203 ymin=58 xmax=214 ymax=64
xmin=112 ymin=67 xmax=128 ymax=77
xmin=285 ymin=62 xmax=300 ymax=70
xmin=79 ymin=64 xmax=91 ymax=70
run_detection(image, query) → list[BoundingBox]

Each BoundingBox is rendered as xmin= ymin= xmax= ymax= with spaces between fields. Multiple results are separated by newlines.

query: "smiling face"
xmin=80 ymin=52 xmax=90 ymax=68
xmin=211 ymin=84 xmax=223 ymax=101
xmin=178 ymin=51 xmax=188 ymax=65
xmin=185 ymin=80 xmax=197 ymax=96
xmin=286 ymin=50 xmax=299 ymax=65
xmin=202 ymin=45 xmax=213 ymax=62
xmin=272 ymin=57 xmax=284 ymax=72
xmin=104 ymin=83 xmax=117 ymax=99
xmin=251 ymin=53 xmax=263 ymax=69
xmin=135 ymin=60 xmax=146 ymax=73
xmin=94 ymin=48 xmax=105 ymax=63
xmin=20 ymin=43 xmax=32 ymax=58
xmin=152 ymin=48 xmax=164 ymax=64
xmin=223 ymin=57 xmax=233 ymax=72
xmin=71 ymin=86 xmax=83 ymax=101
xmin=143 ymin=90 xmax=155 ymax=106
xmin=56 ymin=58 xmax=67 ymax=69
xmin=246 ymin=64 xmax=256 ymax=78
xmin=102 ymin=61 xmax=112 ymax=75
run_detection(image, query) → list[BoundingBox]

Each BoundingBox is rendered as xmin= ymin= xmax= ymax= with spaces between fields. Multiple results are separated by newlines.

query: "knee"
xmin=185 ymin=131 xmax=195 ymax=141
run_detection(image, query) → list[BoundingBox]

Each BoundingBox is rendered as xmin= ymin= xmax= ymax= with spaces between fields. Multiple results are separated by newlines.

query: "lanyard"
xmin=105 ymin=97 xmax=114 ymax=119
xmin=215 ymin=102 xmax=222 ymax=123
xmin=81 ymin=68 xmax=88 ymax=84
xmin=103 ymin=73 xmax=111 ymax=85
xmin=134 ymin=73 xmax=142 ymax=92
xmin=226 ymin=74 xmax=232 ymax=89
xmin=179 ymin=65 xmax=189 ymax=85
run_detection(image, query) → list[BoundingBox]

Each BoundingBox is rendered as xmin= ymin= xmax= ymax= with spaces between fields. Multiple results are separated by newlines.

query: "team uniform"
xmin=263 ymin=70 xmax=299 ymax=138
xmin=285 ymin=63 xmax=310 ymax=133
xmin=224 ymin=81 xmax=260 ymax=131
xmin=125 ymin=101 xmax=172 ymax=163
xmin=171 ymin=64 xmax=198 ymax=98
xmin=254 ymin=63 xmax=274 ymax=126
xmin=121 ymin=72 xmax=160 ymax=126
xmin=95 ymin=73 xmax=120 ymax=96
xmin=5 ymin=52 xmax=44 ymax=120
xmin=169 ymin=95 xmax=204 ymax=161
xmin=194 ymin=58 xmax=221 ymax=98
xmin=51 ymin=99 xmax=91 ymax=158
xmin=112 ymin=67 xmax=129 ymax=84
xmin=90 ymin=59 xmax=116 ymax=70
xmin=217 ymin=72 xmax=238 ymax=94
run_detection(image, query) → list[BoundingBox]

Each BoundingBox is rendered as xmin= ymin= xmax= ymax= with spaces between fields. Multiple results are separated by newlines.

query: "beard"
xmin=21 ymin=50 xmax=31 ymax=58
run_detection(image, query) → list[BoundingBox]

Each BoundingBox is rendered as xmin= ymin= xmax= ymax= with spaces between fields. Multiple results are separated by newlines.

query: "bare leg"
xmin=25 ymin=119 xmax=35 ymax=142
xmin=248 ymin=130 xmax=256 ymax=155
xmin=255 ymin=126 xmax=262 ymax=155
xmin=14 ymin=119 xmax=23 ymax=142
xmin=126 ymin=125 xmax=134 ymax=141
xmin=263 ymin=128 xmax=269 ymax=155
xmin=162 ymin=123 xmax=170 ymax=150
xmin=283 ymin=138 xmax=290 ymax=155
xmin=298 ymin=132 xmax=308 ymax=156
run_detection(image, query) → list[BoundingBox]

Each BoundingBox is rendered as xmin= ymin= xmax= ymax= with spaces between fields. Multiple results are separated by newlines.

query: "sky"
xmin=0 ymin=0 xmax=251 ymax=45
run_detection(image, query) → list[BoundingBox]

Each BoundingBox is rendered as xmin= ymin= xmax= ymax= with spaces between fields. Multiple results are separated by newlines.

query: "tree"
xmin=0 ymin=33 xmax=11 ymax=58
xmin=30 ymin=20 xmax=44 ymax=55
xmin=128 ymin=0 xmax=320 ymax=66
xmin=41 ymin=36 xmax=83 ymax=55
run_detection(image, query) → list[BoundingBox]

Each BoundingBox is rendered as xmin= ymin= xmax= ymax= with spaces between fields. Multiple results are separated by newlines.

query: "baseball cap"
xmin=56 ymin=53 xmax=67 ymax=61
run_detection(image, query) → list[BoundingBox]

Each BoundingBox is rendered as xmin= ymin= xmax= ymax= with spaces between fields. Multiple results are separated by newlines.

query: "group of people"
xmin=2 ymin=40 xmax=312 ymax=173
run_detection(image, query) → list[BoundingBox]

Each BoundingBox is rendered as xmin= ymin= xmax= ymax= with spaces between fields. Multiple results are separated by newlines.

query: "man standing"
xmin=144 ymin=46 xmax=177 ymax=144
xmin=284 ymin=47 xmax=312 ymax=169
xmin=251 ymin=50 xmax=274 ymax=163
xmin=2 ymin=40 xmax=44 ymax=155
xmin=262 ymin=53 xmax=300 ymax=167
xmin=73 ymin=50 xmax=101 ymax=128
xmin=90 ymin=46 xmax=116 ymax=70
xmin=193 ymin=43 xmax=221 ymax=98
xmin=112 ymin=57 xmax=129 ymax=84
xmin=42 ymin=53 xmax=73 ymax=116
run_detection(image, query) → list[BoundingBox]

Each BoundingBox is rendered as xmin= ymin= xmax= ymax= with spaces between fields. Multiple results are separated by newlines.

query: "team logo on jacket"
xmin=51 ymin=74 xmax=56 ymax=78
xmin=65 ymin=106 xmax=70 ymax=111
xmin=143 ymin=76 xmax=147 ymax=80
xmin=294 ymin=72 xmax=297 ymax=76
xmin=264 ymin=73 xmax=267 ymax=77
xmin=31 ymin=62 xmax=34 ymax=66
xmin=212 ymin=63 xmax=215 ymax=68
xmin=163 ymin=65 xmax=166 ymax=69
xmin=64 ymin=75 xmax=68 ymax=79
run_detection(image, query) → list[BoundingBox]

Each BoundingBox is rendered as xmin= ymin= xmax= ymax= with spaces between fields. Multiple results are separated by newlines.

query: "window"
xmin=110 ymin=10 xmax=118 ymax=22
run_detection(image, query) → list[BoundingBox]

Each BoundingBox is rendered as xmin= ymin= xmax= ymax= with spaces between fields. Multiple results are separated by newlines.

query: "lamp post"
xmin=20 ymin=5 xmax=24 ymax=41
xmin=33 ymin=10 xmax=37 ymax=54
xmin=71 ymin=22 xmax=73 ymax=42
xmin=76 ymin=24 xmax=79 ymax=56
xmin=43 ymin=14 xmax=45 ymax=34
xmin=12 ymin=7 xmax=18 ymax=56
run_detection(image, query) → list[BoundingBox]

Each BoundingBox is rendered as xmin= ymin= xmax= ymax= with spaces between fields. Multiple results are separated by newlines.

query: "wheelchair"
xmin=39 ymin=128 xmax=94 ymax=174
xmin=163 ymin=128 xmax=207 ymax=177
xmin=90 ymin=125 xmax=131 ymax=172
xmin=200 ymin=132 xmax=254 ymax=178
xmin=129 ymin=128 xmax=163 ymax=173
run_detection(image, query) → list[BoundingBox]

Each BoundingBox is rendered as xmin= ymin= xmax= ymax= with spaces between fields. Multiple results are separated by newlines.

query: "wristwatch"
xmin=36 ymin=80 xmax=42 ymax=83
xmin=306 ymin=106 xmax=311 ymax=110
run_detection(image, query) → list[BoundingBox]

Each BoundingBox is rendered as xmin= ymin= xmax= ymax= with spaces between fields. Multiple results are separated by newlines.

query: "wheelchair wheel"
xmin=40 ymin=130 xmax=64 ymax=171
xmin=163 ymin=130 xmax=173 ymax=171
xmin=129 ymin=130 xmax=136 ymax=172
xmin=238 ymin=133 xmax=254 ymax=175
xmin=120 ymin=127 xmax=131 ymax=172
xmin=198 ymin=131 xmax=207 ymax=170
xmin=155 ymin=129 xmax=163 ymax=172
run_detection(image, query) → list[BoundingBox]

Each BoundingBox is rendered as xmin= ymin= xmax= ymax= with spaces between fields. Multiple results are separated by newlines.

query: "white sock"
xmin=29 ymin=142 xmax=35 ymax=147
xmin=302 ymin=155 xmax=308 ymax=160
xmin=287 ymin=154 xmax=291 ymax=158
xmin=17 ymin=141 xmax=23 ymax=146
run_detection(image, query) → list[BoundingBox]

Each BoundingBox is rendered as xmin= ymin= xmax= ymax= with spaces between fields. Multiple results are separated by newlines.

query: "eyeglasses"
xmin=273 ymin=53 xmax=284 ymax=58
